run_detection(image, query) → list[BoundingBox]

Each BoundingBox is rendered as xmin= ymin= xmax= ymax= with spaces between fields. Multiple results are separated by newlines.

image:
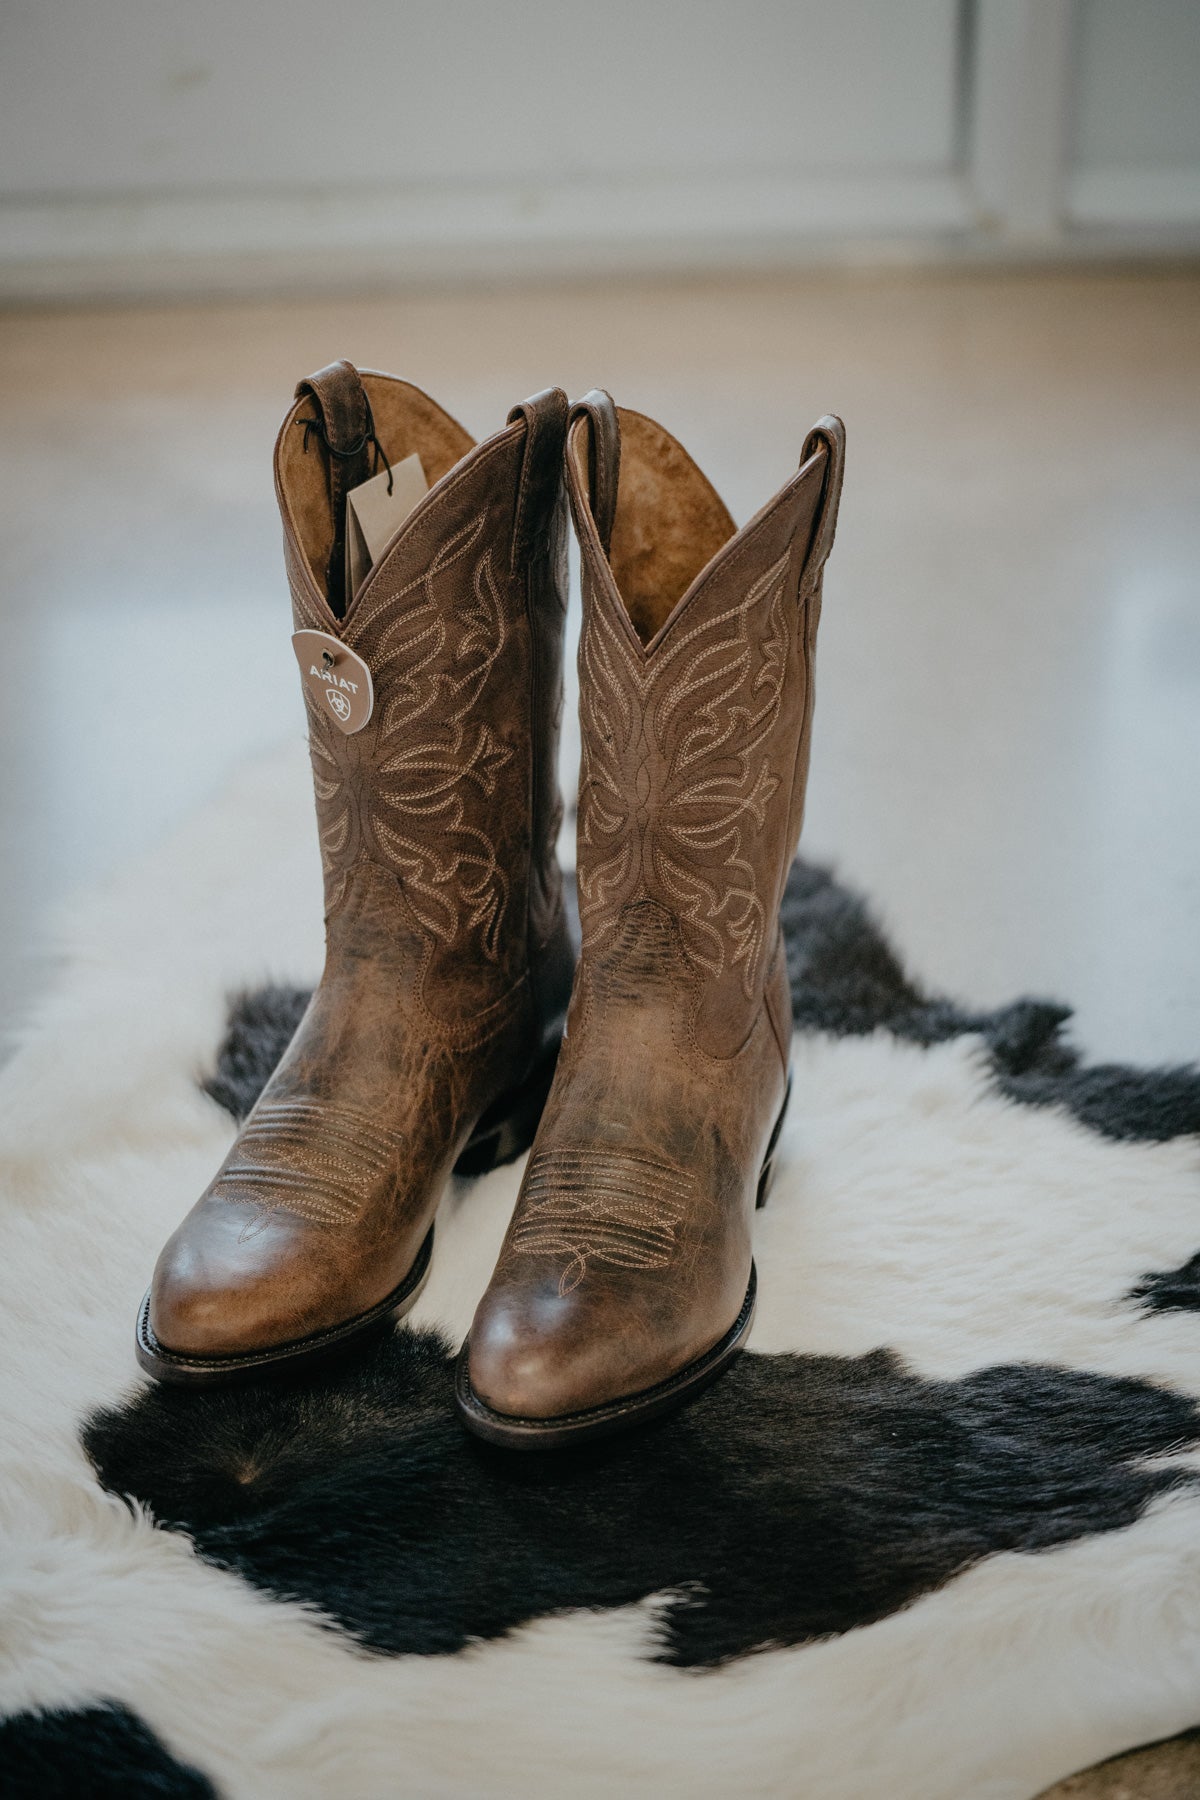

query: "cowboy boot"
xmin=137 ymin=361 xmax=574 ymax=1381
xmin=457 ymin=391 xmax=844 ymax=1446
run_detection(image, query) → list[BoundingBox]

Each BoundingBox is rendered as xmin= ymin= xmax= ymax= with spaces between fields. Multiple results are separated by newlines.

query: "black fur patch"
xmin=1000 ymin=1062 xmax=1200 ymax=1144
xmin=201 ymin=982 xmax=308 ymax=1122
xmin=203 ymin=861 xmax=1200 ymax=1143
xmin=1131 ymin=1251 xmax=1200 ymax=1315
xmin=781 ymin=862 xmax=1200 ymax=1142
xmin=0 ymin=1701 xmax=215 ymax=1799
xmin=84 ymin=1330 xmax=1198 ymax=1669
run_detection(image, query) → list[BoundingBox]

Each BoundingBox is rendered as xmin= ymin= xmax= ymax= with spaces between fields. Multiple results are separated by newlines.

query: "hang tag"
xmin=291 ymin=629 xmax=374 ymax=735
xmin=345 ymin=453 xmax=428 ymax=601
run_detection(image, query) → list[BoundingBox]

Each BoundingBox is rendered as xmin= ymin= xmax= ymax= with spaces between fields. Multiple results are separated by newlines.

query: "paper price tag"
xmin=345 ymin=453 xmax=428 ymax=601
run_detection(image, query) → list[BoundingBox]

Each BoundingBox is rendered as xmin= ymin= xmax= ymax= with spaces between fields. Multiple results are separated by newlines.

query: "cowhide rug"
xmin=1 ymin=740 xmax=1198 ymax=1800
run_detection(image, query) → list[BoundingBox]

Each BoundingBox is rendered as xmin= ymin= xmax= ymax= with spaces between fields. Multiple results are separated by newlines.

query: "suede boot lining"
xmin=606 ymin=408 xmax=736 ymax=644
xmin=277 ymin=374 xmax=475 ymax=604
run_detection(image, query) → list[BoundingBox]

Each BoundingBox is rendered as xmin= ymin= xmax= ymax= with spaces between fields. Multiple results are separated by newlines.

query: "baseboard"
xmin=1067 ymin=165 xmax=1200 ymax=230
xmin=3 ymin=168 xmax=1199 ymax=303
xmin=0 ymin=169 xmax=971 ymax=302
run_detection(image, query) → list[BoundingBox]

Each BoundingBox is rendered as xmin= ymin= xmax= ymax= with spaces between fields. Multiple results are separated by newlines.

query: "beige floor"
xmin=2 ymin=269 xmax=1199 ymax=1065
xmin=0 ymin=266 xmax=1197 ymax=1797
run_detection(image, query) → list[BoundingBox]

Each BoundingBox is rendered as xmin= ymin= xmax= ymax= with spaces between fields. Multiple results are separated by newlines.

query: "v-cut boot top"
xmin=460 ymin=392 xmax=845 ymax=1446
xmin=564 ymin=390 xmax=844 ymax=1059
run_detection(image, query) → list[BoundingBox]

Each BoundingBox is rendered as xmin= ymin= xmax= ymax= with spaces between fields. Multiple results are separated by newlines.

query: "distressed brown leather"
xmin=464 ymin=392 xmax=844 ymax=1428
xmin=143 ymin=363 xmax=573 ymax=1368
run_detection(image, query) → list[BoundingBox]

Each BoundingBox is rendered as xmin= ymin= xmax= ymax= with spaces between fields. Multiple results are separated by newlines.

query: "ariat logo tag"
xmin=291 ymin=629 xmax=374 ymax=734
xmin=311 ymin=665 xmax=359 ymax=694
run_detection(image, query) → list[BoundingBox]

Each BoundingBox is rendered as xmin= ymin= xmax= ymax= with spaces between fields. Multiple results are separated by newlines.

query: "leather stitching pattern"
xmin=213 ymin=1100 xmax=403 ymax=1236
xmin=289 ymin=512 xmax=515 ymax=960
xmin=577 ymin=550 xmax=793 ymax=998
xmin=512 ymin=1147 xmax=690 ymax=1295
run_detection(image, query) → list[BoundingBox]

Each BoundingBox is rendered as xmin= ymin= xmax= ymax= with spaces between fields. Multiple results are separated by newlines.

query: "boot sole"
xmin=134 ymin=1041 xmax=560 ymax=1386
xmin=454 ymin=1075 xmax=792 ymax=1450
xmin=134 ymin=1224 xmax=435 ymax=1386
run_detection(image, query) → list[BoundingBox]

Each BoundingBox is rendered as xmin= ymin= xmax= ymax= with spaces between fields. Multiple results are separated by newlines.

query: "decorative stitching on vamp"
xmin=513 ymin=1147 xmax=691 ymax=1295
xmin=212 ymin=1100 xmax=403 ymax=1235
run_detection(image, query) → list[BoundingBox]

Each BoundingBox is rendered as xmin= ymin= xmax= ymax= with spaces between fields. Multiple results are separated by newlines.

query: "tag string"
xmin=300 ymin=414 xmax=394 ymax=495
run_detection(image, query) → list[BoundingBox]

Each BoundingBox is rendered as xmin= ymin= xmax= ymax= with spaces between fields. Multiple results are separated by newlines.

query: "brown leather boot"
xmin=137 ymin=362 xmax=574 ymax=1382
xmin=457 ymin=392 xmax=844 ymax=1446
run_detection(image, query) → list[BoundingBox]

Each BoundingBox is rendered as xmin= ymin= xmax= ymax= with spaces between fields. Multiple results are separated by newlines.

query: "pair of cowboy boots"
xmin=137 ymin=361 xmax=844 ymax=1449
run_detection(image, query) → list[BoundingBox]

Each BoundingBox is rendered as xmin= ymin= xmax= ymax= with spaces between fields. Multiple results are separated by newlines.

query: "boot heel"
xmin=454 ymin=1040 xmax=560 ymax=1178
xmin=755 ymin=1073 xmax=792 ymax=1210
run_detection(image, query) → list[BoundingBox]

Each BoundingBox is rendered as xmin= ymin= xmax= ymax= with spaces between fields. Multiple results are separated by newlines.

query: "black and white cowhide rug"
xmin=1 ymin=741 xmax=1198 ymax=1800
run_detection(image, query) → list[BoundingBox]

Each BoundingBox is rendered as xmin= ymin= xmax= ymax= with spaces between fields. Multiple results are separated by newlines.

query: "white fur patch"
xmin=1 ymin=740 xmax=1197 ymax=1799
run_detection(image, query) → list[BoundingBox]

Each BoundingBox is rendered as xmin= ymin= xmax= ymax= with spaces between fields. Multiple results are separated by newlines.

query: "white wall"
xmin=1069 ymin=0 xmax=1200 ymax=227
xmin=0 ymin=0 xmax=1197 ymax=299
xmin=0 ymin=0 xmax=963 ymax=192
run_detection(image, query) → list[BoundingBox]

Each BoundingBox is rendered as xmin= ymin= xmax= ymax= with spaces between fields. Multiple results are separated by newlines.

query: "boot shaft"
xmin=274 ymin=363 xmax=569 ymax=1004
xmin=565 ymin=393 xmax=844 ymax=1054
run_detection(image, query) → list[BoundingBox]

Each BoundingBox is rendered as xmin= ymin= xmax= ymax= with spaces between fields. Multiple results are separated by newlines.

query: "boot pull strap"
xmin=570 ymin=389 xmax=621 ymax=560
xmin=799 ymin=414 xmax=846 ymax=585
xmin=507 ymin=387 xmax=569 ymax=574
xmin=295 ymin=359 xmax=378 ymax=618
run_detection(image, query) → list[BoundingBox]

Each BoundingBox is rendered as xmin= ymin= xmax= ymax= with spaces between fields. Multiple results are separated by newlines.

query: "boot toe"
xmin=147 ymin=1215 xmax=324 ymax=1359
xmin=467 ymin=1292 xmax=658 ymax=1421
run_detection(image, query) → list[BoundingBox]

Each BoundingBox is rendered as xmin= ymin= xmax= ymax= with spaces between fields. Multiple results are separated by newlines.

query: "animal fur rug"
xmin=1 ymin=740 xmax=1198 ymax=1800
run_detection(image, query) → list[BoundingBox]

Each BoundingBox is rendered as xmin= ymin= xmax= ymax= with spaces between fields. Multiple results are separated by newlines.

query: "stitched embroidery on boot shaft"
xmin=577 ymin=552 xmax=792 ymax=996
xmin=512 ymin=1148 xmax=690 ymax=1295
xmin=291 ymin=514 xmax=514 ymax=957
